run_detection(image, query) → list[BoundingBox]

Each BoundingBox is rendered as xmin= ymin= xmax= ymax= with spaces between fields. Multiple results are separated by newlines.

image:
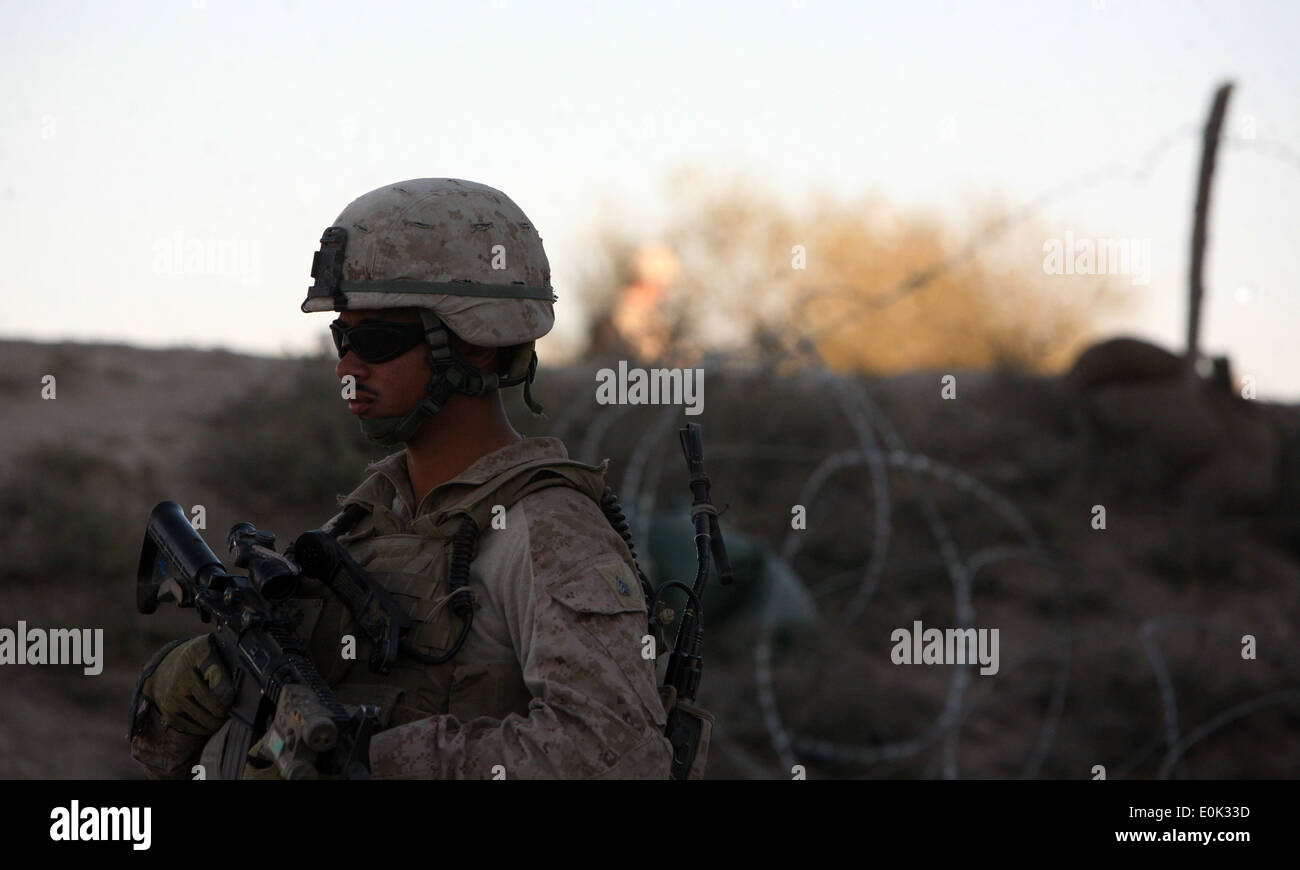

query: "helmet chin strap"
xmin=357 ymin=395 xmax=440 ymax=446
xmin=356 ymin=310 xmax=542 ymax=446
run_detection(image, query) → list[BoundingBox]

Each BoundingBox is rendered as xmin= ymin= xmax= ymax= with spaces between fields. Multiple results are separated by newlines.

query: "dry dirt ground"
xmin=1 ymin=338 xmax=1298 ymax=779
xmin=0 ymin=341 xmax=285 ymax=485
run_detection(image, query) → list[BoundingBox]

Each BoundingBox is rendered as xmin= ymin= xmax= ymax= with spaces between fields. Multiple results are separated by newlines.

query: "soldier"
xmin=130 ymin=178 xmax=674 ymax=779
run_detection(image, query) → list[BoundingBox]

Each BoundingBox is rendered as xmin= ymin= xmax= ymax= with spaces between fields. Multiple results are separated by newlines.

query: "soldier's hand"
xmin=142 ymin=634 xmax=235 ymax=736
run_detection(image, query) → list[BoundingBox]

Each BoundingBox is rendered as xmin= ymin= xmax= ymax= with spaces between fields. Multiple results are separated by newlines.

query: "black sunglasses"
xmin=329 ymin=318 xmax=426 ymax=363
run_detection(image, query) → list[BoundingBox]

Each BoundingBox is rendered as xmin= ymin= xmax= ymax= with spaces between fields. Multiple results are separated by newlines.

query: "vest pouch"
xmin=448 ymin=661 xmax=534 ymax=722
xmin=333 ymin=529 xmax=462 ymax=670
xmin=327 ymin=567 xmax=465 ymax=726
xmin=199 ymin=720 xmax=231 ymax=780
xmin=659 ymin=686 xmax=713 ymax=781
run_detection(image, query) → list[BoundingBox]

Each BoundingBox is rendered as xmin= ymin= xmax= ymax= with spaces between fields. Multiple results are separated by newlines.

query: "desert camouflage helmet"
xmin=303 ymin=178 xmax=555 ymax=444
xmin=302 ymin=177 xmax=555 ymax=381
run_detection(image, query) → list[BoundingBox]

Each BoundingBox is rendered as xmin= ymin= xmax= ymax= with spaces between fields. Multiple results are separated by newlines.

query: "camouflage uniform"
xmin=185 ymin=436 xmax=672 ymax=779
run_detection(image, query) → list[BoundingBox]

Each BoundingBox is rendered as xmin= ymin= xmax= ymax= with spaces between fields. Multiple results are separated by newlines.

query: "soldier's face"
xmin=334 ymin=308 xmax=429 ymax=418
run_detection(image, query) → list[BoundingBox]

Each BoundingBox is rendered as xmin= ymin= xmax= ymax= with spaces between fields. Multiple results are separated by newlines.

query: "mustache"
xmin=349 ymin=384 xmax=379 ymax=400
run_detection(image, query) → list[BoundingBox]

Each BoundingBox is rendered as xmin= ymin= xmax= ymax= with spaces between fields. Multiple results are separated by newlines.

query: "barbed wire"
xmin=574 ymin=343 xmax=1293 ymax=779
xmin=1157 ymin=689 xmax=1300 ymax=780
xmin=1223 ymin=135 xmax=1300 ymax=176
xmin=559 ymin=111 xmax=1300 ymax=779
xmin=597 ymin=336 xmax=1075 ymax=778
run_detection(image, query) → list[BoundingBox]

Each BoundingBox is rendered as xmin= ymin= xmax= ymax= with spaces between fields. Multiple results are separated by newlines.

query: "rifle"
xmin=135 ymin=501 xmax=377 ymax=780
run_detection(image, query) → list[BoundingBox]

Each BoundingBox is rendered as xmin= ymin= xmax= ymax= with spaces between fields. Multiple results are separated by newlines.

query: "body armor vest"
xmin=202 ymin=454 xmax=616 ymax=776
xmin=304 ymin=454 xmax=611 ymax=728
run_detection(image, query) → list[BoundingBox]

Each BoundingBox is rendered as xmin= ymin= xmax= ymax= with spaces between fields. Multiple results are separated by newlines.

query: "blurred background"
xmin=1 ymin=0 xmax=1297 ymax=778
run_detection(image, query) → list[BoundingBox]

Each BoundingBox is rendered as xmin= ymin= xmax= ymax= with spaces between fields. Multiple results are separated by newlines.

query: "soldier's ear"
xmin=449 ymin=335 xmax=499 ymax=373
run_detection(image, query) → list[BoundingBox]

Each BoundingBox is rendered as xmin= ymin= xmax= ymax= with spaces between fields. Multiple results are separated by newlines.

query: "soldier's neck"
xmin=403 ymin=395 xmax=522 ymax=511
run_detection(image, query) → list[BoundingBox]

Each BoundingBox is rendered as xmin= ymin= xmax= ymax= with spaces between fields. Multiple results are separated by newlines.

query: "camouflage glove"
xmin=142 ymin=634 xmax=235 ymax=736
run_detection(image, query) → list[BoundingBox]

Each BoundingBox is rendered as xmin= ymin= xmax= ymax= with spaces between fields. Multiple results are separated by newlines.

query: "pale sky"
xmin=2 ymin=0 xmax=1297 ymax=397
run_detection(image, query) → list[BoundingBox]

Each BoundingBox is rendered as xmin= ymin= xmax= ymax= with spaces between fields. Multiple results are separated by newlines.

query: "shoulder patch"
xmin=596 ymin=562 xmax=644 ymax=611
